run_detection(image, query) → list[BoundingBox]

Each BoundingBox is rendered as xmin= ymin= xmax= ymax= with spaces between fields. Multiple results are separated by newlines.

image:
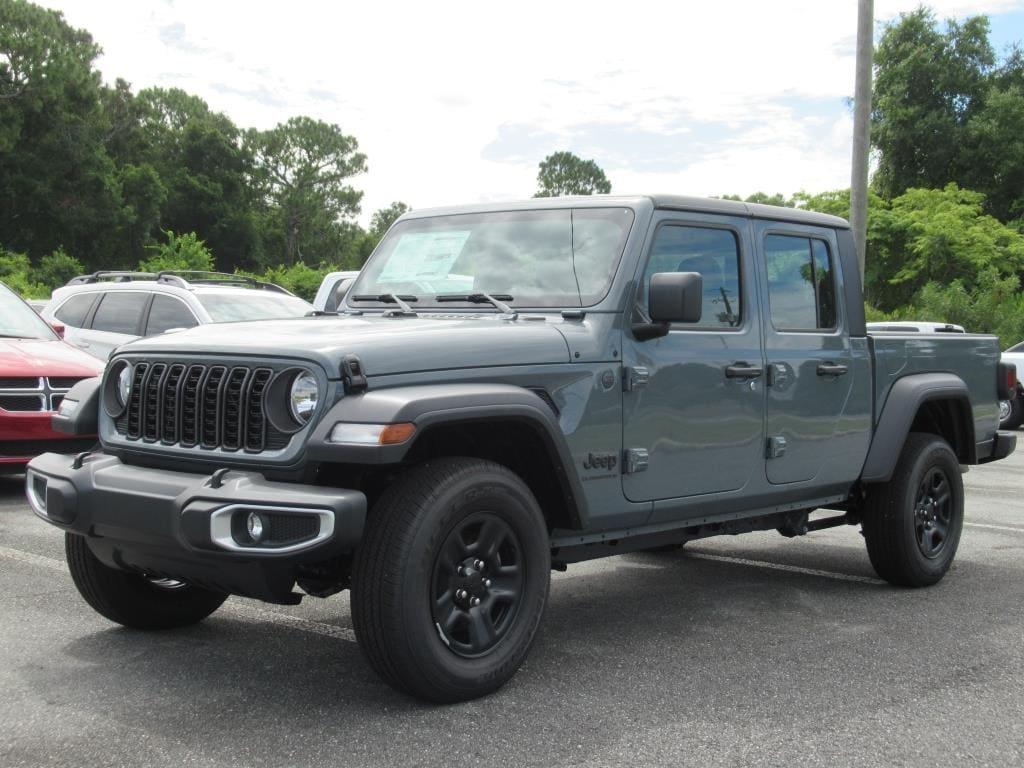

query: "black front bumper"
xmin=26 ymin=452 xmax=367 ymax=603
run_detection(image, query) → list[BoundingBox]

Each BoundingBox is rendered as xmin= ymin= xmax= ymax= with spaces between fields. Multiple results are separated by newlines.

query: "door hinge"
xmin=623 ymin=447 xmax=650 ymax=474
xmin=623 ymin=366 xmax=650 ymax=392
xmin=766 ymin=436 xmax=787 ymax=459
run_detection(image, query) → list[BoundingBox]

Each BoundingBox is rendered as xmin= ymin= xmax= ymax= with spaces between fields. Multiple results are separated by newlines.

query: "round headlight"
xmin=117 ymin=365 xmax=133 ymax=406
xmin=288 ymin=371 xmax=319 ymax=424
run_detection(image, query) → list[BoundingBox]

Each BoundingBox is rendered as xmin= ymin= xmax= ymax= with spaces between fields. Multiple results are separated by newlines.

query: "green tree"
xmin=35 ymin=247 xmax=83 ymax=287
xmin=534 ymin=151 xmax=611 ymax=197
xmin=869 ymin=184 xmax=1024 ymax=311
xmin=370 ymin=202 xmax=410 ymax=237
xmin=0 ymin=0 xmax=123 ymax=268
xmin=246 ymin=117 xmax=367 ymax=265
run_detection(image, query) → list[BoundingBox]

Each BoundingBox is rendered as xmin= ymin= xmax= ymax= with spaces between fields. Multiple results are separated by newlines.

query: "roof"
xmin=400 ymin=194 xmax=850 ymax=230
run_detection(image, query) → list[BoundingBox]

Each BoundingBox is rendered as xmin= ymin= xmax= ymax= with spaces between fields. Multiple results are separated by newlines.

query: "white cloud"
xmin=43 ymin=0 xmax=1024 ymax=221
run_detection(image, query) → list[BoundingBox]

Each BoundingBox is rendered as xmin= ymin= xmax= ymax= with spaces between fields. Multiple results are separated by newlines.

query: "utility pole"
xmin=850 ymin=0 xmax=874 ymax=281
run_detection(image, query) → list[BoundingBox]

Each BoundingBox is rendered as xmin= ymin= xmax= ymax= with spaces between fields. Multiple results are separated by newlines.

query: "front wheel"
xmin=861 ymin=433 xmax=964 ymax=587
xmin=65 ymin=533 xmax=228 ymax=629
xmin=351 ymin=457 xmax=550 ymax=702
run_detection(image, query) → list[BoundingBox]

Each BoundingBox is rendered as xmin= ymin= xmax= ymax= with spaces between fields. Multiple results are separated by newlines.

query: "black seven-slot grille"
xmin=116 ymin=362 xmax=278 ymax=452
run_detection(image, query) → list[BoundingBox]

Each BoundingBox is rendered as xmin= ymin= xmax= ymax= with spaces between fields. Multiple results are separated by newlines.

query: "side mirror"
xmin=50 ymin=321 xmax=65 ymax=339
xmin=633 ymin=272 xmax=702 ymax=341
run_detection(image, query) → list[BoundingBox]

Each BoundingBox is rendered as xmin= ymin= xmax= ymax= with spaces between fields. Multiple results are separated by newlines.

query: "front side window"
xmin=90 ymin=292 xmax=148 ymax=335
xmin=641 ymin=225 xmax=742 ymax=328
xmin=146 ymin=294 xmax=198 ymax=335
xmin=764 ymin=235 xmax=837 ymax=330
xmin=350 ymin=208 xmax=635 ymax=308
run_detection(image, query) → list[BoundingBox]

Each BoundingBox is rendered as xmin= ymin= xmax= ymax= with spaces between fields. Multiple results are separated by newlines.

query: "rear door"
xmin=83 ymin=291 xmax=151 ymax=359
xmin=753 ymin=223 xmax=855 ymax=484
xmin=52 ymin=293 xmax=99 ymax=354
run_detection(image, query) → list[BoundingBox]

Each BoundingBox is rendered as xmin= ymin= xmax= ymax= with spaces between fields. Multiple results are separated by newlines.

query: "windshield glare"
xmin=0 ymin=282 xmax=57 ymax=340
xmin=350 ymin=207 xmax=635 ymax=308
xmin=197 ymin=292 xmax=312 ymax=323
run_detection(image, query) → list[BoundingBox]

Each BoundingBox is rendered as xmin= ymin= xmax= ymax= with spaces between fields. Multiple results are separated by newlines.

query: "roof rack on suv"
xmin=66 ymin=271 xmax=157 ymax=285
xmin=155 ymin=271 xmax=293 ymax=295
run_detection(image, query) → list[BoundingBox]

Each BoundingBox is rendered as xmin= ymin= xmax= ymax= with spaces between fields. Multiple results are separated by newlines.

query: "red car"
xmin=0 ymin=282 xmax=103 ymax=471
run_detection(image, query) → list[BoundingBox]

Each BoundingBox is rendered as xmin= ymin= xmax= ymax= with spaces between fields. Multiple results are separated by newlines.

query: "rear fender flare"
xmin=861 ymin=373 xmax=974 ymax=483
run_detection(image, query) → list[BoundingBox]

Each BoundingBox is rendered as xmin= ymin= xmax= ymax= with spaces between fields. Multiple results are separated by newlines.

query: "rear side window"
xmin=764 ymin=235 xmax=837 ymax=330
xmin=54 ymin=294 xmax=96 ymax=328
xmin=642 ymin=225 xmax=742 ymax=328
xmin=145 ymin=294 xmax=198 ymax=335
xmin=90 ymin=292 xmax=148 ymax=335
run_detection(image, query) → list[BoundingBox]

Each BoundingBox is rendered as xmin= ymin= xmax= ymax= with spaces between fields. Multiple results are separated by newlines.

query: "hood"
xmin=117 ymin=314 xmax=573 ymax=377
xmin=0 ymin=338 xmax=104 ymax=378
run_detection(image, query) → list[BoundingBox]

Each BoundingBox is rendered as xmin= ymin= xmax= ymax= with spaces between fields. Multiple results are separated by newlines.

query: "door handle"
xmin=816 ymin=362 xmax=849 ymax=377
xmin=725 ymin=363 xmax=764 ymax=379
xmin=75 ymin=341 xmax=90 ymax=349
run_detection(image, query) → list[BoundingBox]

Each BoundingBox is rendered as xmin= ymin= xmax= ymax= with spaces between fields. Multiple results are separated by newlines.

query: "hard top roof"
xmin=399 ymin=194 xmax=850 ymax=230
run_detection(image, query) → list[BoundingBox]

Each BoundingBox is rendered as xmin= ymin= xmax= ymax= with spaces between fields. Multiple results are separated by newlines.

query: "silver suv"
xmin=42 ymin=271 xmax=313 ymax=360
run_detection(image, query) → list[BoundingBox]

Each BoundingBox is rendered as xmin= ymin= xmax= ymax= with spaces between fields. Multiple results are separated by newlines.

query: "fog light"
xmin=247 ymin=511 xmax=266 ymax=542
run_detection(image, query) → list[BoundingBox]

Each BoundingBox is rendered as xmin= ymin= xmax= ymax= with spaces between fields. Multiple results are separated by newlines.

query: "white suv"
xmin=42 ymin=271 xmax=313 ymax=361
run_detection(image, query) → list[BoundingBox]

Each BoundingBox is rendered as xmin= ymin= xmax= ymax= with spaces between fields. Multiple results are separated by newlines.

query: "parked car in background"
xmin=999 ymin=341 xmax=1024 ymax=428
xmin=866 ymin=321 xmax=966 ymax=333
xmin=42 ymin=271 xmax=313 ymax=361
xmin=312 ymin=270 xmax=360 ymax=312
xmin=0 ymin=281 xmax=103 ymax=471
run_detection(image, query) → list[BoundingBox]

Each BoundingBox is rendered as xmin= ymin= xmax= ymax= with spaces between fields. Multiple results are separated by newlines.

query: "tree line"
xmin=4 ymin=1 xmax=1024 ymax=343
xmin=0 ymin=0 xmax=408 ymax=298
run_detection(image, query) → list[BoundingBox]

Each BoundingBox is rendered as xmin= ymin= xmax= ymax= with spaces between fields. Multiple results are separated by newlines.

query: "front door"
xmin=753 ymin=223 xmax=855 ymax=485
xmin=621 ymin=213 xmax=765 ymax=503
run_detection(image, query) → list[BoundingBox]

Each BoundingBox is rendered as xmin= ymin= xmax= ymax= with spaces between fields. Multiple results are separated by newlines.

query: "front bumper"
xmin=26 ymin=452 xmax=367 ymax=602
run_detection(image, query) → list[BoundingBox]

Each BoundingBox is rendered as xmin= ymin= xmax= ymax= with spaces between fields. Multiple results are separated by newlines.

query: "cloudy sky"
xmin=44 ymin=0 xmax=1024 ymax=223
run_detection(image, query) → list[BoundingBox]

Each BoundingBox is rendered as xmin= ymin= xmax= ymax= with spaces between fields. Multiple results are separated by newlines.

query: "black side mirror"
xmin=633 ymin=272 xmax=702 ymax=341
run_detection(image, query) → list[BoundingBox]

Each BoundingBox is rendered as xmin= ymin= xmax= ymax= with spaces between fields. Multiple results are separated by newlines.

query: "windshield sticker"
xmin=378 ymin=231 xmax=471 ymax=283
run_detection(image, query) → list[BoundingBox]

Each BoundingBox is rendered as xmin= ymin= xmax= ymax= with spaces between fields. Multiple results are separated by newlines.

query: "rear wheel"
xmin=862 ymin=433 xmax=964 ymax=587
xmin=351 ymin=457 xmax=550 ymax=702
xmin=65 ymin=533 xmax=228 ymax=629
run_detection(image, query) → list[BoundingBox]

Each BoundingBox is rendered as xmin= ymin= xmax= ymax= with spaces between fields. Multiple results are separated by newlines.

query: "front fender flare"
xmin=307 ymin=383 xmax=588 ymax=528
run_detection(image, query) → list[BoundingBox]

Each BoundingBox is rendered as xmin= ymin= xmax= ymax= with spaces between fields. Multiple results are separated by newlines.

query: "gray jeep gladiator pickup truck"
xmin=26 ymin=195 xmax=1018 ymax=702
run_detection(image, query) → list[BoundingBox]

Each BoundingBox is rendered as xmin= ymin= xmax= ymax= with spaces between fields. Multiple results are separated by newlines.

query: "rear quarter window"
xmin=54 ymin=293 xmax=97 ymax=328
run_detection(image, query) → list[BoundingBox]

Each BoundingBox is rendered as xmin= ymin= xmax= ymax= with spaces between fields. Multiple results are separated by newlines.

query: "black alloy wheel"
xmin=431 ymin=512 xmax=525 ymax=658
xmin=914 ymin=467 xmax=953 ymax=559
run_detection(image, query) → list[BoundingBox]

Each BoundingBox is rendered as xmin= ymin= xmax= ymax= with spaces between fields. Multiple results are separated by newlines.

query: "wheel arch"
xmin=307 ymin=383 xmax=588 ymax=530
xmin=861 ymin=373 xmax=976 ymax=483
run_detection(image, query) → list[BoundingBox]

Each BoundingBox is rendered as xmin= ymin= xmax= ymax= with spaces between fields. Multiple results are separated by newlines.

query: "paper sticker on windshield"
xmin=378 ymin=231 xmax=470 ymax=283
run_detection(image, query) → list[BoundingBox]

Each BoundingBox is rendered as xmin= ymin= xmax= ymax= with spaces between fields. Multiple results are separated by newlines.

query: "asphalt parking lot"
xmin=2 ymin=453 xmax=1022 ymax=768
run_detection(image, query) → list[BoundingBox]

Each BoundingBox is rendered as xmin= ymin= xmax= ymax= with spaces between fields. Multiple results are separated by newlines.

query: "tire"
xmin=351 ymin=457 xmax=550 ymax=703
xmin=65 ymin=533 xmax=228 ymax=629
xmin=999 ymin=395 xmax=1023 ymax=429
xmin=861 ymin=433 xmax=964 ymax=587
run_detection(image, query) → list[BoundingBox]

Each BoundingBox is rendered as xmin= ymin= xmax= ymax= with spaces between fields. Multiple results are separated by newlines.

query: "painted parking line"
xmin=965 ymin=521 xmax=1024 ymax=534
xmin=685 ymin=551 xmax=886 ymax=585
xmin=0 ymin=544 xmax=356 ymax=642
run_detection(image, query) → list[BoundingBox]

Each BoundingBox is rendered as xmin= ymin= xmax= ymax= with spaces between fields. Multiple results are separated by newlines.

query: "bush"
xmin=139 ymin=230 xmax=214 ymax=273
xmin=0 ymin=248 xmax=49 ymax=298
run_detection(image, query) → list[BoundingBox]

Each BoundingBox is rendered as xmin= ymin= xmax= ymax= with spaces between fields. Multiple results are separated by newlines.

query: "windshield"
xmin=0 ymin=282 xmax=57 ymax=340
xmin=197 ymin=292 xmax=312 ymax=323
xmin=349 ymin=207 xmax=635 ymax=308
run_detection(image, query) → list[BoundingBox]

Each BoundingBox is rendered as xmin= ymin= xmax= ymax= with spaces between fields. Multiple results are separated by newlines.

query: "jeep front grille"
xmin=116 ymin=362 xmax=279 ymax=452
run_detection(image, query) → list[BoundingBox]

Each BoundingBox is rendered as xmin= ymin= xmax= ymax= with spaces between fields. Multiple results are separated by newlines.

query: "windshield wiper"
xmin=350 ymin=293 xmax=418 ymax=316
xmin=436 ymin=293 xmax=516 ymax=317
